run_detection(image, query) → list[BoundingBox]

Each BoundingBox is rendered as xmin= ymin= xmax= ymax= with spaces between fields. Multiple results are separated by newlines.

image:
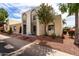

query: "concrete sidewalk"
xmin=0 ymin=34 xmax=74 ymax=56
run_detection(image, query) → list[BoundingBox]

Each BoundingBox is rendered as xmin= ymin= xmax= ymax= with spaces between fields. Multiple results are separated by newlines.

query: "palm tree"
xmin=37 ymin=3 xmax=55 ymax=35
xmin=58 ymin=3 xmax=79 ymax=44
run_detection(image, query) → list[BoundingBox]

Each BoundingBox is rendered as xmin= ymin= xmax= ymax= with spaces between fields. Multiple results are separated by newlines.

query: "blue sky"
xmin=65 ymin=15 xmax=75 ymax=27
xmin=0 ymin=3 xmax=75 ymax=27
xmin=0 ymin=3 xmax=35 ymax=21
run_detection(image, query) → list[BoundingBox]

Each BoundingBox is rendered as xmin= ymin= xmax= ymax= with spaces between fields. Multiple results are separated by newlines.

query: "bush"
xmin=63 ymin=29 xmax=67 ymax=35
xmin=68 ymin=31 xmax=75 ymax=36
xmin=68 ymin=31 xmax=75 ymax=38
xmin=63 ymin=27 xmax=70 ymax=35
xmin=56 ymin=35 xmax=61 ymax=38
xmin=51 ymin=33 xmax=56 ymax=39
xmin=7 ymin=27 xmax=13 ymax=34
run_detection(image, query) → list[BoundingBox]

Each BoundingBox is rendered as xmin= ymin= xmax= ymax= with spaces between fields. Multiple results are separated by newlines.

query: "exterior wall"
xmin=4 ymin=23 xmax=21 ymax=34
xmin=22 ymin=13 xmax=27 ymax=35
xmin=54 ymin=15 xmax=63 ymax=36
xmin=26 ymin=11 xmax=31 ymax=35
xmin=4 ymin=21 xmax=10 ymax=32
xmin=4 ymin=24 xmax=8 ymax=32
xmin=22 ymin=9 xmax=63 ymax=36
xmin=10 ymin=24 xmax=21 ymax=33
xmin=36 ymin=18 xmax=45 ymax=35
xmin=22 ymin=11 xmax=31 ymax=35
xmin=36 ymin=15 xmax=63 ymax=36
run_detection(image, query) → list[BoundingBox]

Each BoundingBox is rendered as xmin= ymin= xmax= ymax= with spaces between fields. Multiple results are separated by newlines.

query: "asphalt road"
xmin=0 ymin=41 xmax=15 ymax=56
xmin=0 ymin=40 xmax=33 ymax=56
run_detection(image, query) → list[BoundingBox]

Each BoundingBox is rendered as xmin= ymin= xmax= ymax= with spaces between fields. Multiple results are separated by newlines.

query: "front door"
xmin=32 ymin=25 xmax=36 ymax=35
xmin=19 ymin=26 xmax=22 ymax=33
xmin=23 ymin=24 xmax=26 ymax=34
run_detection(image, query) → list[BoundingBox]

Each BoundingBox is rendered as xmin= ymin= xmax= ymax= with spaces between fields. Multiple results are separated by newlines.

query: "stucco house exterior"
xmin=4 ymin=20 xmax=22 ymax=34
xmin=21 ymin=8 xmax=63 ymax=36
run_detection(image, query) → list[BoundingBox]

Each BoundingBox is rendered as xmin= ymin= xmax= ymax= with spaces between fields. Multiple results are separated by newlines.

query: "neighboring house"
xmin=22 ymin=8 xmax=63 ymax=36
xmin=4 ymin=20 xmax=22 ymax=34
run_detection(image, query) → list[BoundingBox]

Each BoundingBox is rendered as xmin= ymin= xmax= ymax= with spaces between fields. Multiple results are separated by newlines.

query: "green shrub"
xmin=63 ymin=29 xmax=67 ymax=35
xmin=51 ymin=33 xmax=56 ymax=39
xmin=63 ymin=27 xmax=70 ymax=35
xmin=8 ymin=27 xmax=13 ymax=34
xmin=56 ymin=35 xmax=61 ymax=38
xmin=68 ymin=30 xmax=75 ymax=38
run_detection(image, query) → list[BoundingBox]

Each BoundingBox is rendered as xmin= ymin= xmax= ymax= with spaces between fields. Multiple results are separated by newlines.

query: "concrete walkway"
xmin=0 ymin=34 xmax=74 ymax=56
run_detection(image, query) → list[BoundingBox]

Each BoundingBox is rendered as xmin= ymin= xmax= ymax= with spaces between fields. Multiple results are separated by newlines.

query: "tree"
xmin=37 ymin=3 xmax=55 ymax=35
xmin=0 ymin=8 xmax=8 ymax=31
xmin=0 ymin=8 xmax=8 ymax=23
xmin=58 ymin=3 xmax=79 ymax=44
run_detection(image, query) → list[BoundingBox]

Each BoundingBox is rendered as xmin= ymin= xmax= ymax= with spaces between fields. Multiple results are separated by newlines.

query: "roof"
xmin=8 ymin=20 xmax=22 ymax=25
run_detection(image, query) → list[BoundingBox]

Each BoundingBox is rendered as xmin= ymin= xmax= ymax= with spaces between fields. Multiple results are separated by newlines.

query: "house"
xmin=4 ymin=20 xmax=22 ymax=34
xmin=21 ymin=8 xmax=63 ymax=36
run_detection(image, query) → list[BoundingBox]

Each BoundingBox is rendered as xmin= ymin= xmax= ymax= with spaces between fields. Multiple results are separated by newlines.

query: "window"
xmin=23 ymin=24 xmax=26 ymax=34
xmin=19 ymin=26 xmax=22 ymax=33
xmin=33 ymin=15 xmax=36 ymax=20
xmin=13 ymin=26 xmax=16 ymax=31
xmin=48 ymin=25 xmax=54 ymax=31
xmin=23 ymin=13 xmax=27 ymax=23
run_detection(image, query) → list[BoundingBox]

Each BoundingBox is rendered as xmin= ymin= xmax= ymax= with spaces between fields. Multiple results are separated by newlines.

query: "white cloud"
xmin=9 ymin=18 xmax=22 ymax=22
xmin=13 ymin=13 xmax=21 ymax=17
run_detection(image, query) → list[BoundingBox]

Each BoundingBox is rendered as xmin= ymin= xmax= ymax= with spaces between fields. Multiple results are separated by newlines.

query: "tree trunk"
xmin=74 ymin=10 xmax=79 ymax=44
xmin=44 ymin=24 xmax=47 ymax=36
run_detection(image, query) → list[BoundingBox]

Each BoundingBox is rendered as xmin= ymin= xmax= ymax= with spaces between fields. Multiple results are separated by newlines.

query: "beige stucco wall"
xmin=54 ymin=15 xmax=63 ymax=36
xmin=37 ymin=15 xmax=63 ymax=36
xmin=22 ymin=9 xmax=63 ymax=36
xmin=10 ymin=24 xmax=21 ymax=33
xmin=4 ymin=23 xmax=21 ymax=34
xmin=22 ymin=12 xmax=26 ymax=35
xmin=36 ymin=18 xmax=45 ymax=35
xmin=22 ymin=11 xmax=32 ymax=35
xmin=26 ymin=11 xmax=31 ymax=35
